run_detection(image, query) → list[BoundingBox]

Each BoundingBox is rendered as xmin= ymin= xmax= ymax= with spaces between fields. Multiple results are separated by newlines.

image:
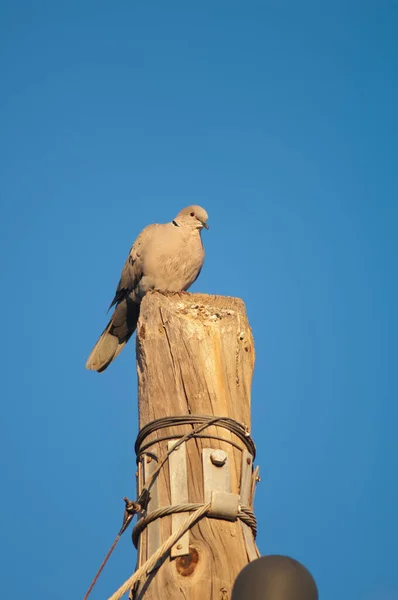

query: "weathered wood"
xmin=134 ymin=292 xmax=258 ymax=600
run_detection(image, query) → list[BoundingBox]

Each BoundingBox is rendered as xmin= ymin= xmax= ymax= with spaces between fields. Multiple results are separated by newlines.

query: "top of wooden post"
xmin=136 ymin=291 xmax=255 ymax=434
xmin=140 ymin=291 xmax=249 ymax=326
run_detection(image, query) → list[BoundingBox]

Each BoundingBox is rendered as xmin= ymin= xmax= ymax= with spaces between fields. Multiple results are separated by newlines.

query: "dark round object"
xmin=231 ymin=555 xmax=318 ymax=600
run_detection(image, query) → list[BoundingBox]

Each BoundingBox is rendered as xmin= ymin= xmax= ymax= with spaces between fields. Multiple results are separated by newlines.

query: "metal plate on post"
xmin=143 ymin=454 xmax=161 ymax=562
xmin=251 ymin=465 xmax=260 ymax=505
xmin=202 ymin=448 xmax=231 ymax=502
xmin=240 ymin=450 xmax=260 ymax=561
xmin=131 ymin=459 xmax=145 ymax=599
xmin=240 ymin=450 xmax=252 ymax=505
xmin=135 ymin=458 xmax=145 ymax=571
xmin=168 ymin=440 xmax=189 ymax=557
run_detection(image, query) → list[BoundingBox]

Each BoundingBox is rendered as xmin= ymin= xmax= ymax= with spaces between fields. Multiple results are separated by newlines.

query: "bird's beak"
xmin=203 ymin=223 xmax=209 ymax=230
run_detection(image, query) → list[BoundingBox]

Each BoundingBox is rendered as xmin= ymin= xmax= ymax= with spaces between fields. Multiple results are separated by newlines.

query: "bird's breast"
xmin=141 ymin=230 xmax=204 ymax=292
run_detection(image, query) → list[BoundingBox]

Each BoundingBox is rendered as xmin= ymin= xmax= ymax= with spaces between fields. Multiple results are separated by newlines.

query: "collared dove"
xmin=86 ymin=205 xmax=209 ymax=372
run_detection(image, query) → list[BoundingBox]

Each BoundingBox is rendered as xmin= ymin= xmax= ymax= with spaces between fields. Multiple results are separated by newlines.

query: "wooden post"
xmin=133 ymin=292 xmax=258 ymax=600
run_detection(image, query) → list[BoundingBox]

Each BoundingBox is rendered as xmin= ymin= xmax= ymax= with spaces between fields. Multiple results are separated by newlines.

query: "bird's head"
xmin=173 ymin=205 xmax=209 ymax=231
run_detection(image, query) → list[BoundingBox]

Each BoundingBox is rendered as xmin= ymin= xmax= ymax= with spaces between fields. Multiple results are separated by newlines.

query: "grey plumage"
xmin=86 ymin=205 xmax=209 ymax=372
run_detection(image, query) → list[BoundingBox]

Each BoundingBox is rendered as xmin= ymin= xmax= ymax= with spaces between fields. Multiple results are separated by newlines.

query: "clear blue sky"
xmin=1 ymin=2 xmax=397 ymax=599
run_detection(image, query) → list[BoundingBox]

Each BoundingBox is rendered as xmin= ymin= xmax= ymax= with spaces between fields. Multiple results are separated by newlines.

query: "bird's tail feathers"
xmin=86 ymin=300 xmax=139 ymax=373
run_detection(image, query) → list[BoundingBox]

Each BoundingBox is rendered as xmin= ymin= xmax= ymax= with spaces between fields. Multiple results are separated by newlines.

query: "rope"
xmin=131 ymin=502 xmax=257 ymax=547
xmin=107 ymin=502 xmax=211 ymax=600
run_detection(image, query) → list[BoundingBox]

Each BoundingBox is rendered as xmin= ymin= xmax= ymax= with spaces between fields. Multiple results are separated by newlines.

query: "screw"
xmin=146 ymin=456 xmax=152 ymax=464
xmin=256 ymin=475 xmax=261 ymax=482
xmin=176 ymin=543 xmax=183 ymax=550
xmin=210 ymin=450 xmax=227 ymax=467
xmin=246 ymin=457 xmax=251 ymax=465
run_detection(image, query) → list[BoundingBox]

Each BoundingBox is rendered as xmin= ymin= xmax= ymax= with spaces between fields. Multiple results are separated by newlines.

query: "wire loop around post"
xmin=135 ymin=414 xmax=256 ymax=459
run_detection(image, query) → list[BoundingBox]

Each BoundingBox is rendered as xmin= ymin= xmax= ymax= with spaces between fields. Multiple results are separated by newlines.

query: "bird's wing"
xmin=108 ymin=223 xmax=159 ymax=310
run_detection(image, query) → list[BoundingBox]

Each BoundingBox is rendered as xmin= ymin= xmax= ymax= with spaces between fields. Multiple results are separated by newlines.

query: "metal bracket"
xmin=203 ymin=448 xmax=240 ymax=525
xmin=251 ymin=465 xmax=260 ymax=505
xmin=203 ymin=448 xmax=231 ymax=502
xmin=131 ymin=458 xmax=145 ymax=599
xmin=168 ymin=440 xmax=189 ymax=557
xmin=240 ymin=450 xmax=260 ymax=561
xmin=143 ymin=454 xmax=161 ymax=563
xmin=208 ymin=491 xmax=240 ymax=520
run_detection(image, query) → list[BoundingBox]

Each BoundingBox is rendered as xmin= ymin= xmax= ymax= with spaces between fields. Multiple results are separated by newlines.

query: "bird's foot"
xmin=157 ymin=290 xmax=191 ymax=297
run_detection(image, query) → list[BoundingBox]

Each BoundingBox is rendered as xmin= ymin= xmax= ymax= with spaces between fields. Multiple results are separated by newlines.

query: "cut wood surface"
xmin=134 ymin=292 xmax=258 ymax=600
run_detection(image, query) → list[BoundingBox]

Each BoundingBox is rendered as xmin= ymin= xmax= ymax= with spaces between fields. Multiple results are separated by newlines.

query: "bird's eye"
xmin=190 ymin=211 xmax=195 ymax=217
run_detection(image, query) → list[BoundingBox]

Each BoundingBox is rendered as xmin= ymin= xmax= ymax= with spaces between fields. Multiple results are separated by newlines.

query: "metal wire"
xmin=83 ymin=415 xmax=257 ymax=600
xmin=132 ymin=502 xmax=257 ymax=547
xmin=107 ymin=503 xmax=211 ymax=600
xmin=135 ymin=414 xmax=256 ymax=458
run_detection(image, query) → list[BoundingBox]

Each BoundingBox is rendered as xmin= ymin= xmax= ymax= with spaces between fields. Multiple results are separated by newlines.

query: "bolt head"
xmin=210 ymin=450 xmax=228 ymax=467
